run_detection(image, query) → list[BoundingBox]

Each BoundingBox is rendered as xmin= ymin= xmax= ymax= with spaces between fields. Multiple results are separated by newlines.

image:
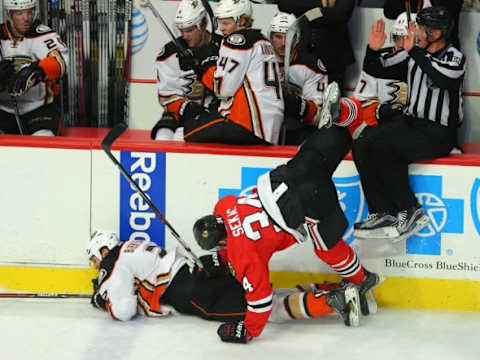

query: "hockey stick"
xmin=199 ymin=0 xmax=216 ymax=34
xmin=0 ymin=292 xmax=90 ymax=299
xmin=101 ymin=123 xmax=204 ymax=268
xmin=138 ymin=0 xmax=193 ymax=59
xmin=284 ymin=7 xmax=323 ymax=88
xmin=11 ymin=96 xmax=24 ymax=135
xmin=405 ymin=0 xmax=412 ymax=23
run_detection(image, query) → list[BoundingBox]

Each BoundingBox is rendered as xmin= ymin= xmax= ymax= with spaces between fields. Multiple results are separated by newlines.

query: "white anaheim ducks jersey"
xmin=0 ymin=21 xmax=68 ymax=115
xmin=155 ymin=34 xmax=222 ymax=120
xmin=353 ymin=70 xmax=407 ymax=105
xmin=353 ymin=47 xmax=407 ymax=106
xmin=287 ymin=53 xmax=328 ymax=104
xmin=96 ymin=241 xmax=187 ymax=321
xmin=211 ymin=29 xmax=284 ymax=144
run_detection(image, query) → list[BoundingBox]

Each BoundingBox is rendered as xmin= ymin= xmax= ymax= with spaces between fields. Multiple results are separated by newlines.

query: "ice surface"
xmin=0 ymin=299 xmax=478 ymax=360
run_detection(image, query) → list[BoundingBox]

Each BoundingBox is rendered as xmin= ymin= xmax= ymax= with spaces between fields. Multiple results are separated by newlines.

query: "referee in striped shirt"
xmin=352 ymin=6 xmax=466 ymax=242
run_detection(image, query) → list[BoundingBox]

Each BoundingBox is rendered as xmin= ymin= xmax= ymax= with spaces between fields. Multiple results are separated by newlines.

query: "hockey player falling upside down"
xmin=0 ymin=0 xmax=68 ymax=135
xmin=87 ymin=231 xmax=362 ymax=331
xmin=193 ymin=121 xmax=385 ymax=344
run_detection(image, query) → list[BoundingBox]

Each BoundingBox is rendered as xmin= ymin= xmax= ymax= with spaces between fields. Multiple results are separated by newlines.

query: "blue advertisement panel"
xmin=120 ymin=151 xmax=166 ymax=246
xmin=218 ymin=166 xmax=465 ymax=258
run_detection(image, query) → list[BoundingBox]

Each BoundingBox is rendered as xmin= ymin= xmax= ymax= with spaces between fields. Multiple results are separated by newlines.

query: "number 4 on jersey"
xmin=243 ymin=276 xmax=254 ymax=292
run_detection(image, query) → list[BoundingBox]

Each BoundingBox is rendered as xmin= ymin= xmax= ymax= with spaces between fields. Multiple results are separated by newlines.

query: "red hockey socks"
xmin=314 ymin=239 xmax=365 ymax=285
xmin=334 ymin=97 xmax=380 ymax=139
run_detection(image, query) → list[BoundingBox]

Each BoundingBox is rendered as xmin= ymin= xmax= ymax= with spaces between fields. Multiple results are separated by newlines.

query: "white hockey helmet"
xmin=267 ymin=12 xmax=296 ymax=38
xmin=391 ymin=11 xmax=417 ymax=38
xmin=215 ymin=0 xmax=253 ymax=23
xmin=174 ymin=0 xmax=207 ymax=30
xmin=4 ymin=0 xmax=37 ymax=22
xmin=86 ymin=230 xmax=119 ymax=261
xmin=4 ymin=0 xmax=36 ymax=11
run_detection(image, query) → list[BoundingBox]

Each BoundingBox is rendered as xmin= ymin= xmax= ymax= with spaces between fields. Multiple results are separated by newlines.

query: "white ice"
xmin=1 ymin=299 xmax=478 ymax=360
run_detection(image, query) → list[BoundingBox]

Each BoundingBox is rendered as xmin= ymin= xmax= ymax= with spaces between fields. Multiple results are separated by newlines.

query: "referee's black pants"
xmin=352 ymin=115 xmax=455 ymax=214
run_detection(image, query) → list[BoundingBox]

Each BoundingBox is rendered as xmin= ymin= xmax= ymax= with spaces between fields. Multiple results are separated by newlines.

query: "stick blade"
xmin=101 ymin=122 xmax=128 ymax=151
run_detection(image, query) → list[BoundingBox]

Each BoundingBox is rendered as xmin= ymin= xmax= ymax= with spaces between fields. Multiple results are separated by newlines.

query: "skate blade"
xmin=365 ymin=275 xmax=386 ymax=315
xmin=345 ymin=286 xmax=360 ymax=327
xmin=391 ymin=215 xmax=430 ymax=243
xmin=354 ymin=227 xmax=400 ymax=240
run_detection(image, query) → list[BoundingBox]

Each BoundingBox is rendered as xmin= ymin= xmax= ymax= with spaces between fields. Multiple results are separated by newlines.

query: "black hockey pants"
xmin=352 ymin=115 xmax=455 ymax=213
xmin=160 ymin=265 xmax=246 ymax=322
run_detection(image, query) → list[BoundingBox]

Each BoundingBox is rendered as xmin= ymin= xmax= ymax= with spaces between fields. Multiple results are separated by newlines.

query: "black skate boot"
xmin=358 ymin=270 xmax=385 ymax=316
xmin=325 ymin=285 xmax=360 ymax=327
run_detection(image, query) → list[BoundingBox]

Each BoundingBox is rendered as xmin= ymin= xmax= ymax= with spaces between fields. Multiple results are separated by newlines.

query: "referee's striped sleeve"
xmin=408 ymin=46 xmax=465 ymax=89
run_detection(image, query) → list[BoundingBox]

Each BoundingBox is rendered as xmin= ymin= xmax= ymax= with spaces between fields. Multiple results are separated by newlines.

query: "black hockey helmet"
xmin=416 ymin=6 xmax=453 ymax=39
xmin=193 ymin=215 xmax=227 ymax=250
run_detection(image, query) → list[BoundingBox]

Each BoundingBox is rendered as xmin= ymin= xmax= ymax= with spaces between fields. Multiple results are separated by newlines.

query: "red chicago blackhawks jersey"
xmin=201 ymin=29 xmax=284 ymax=144
xmin=215 ymin=192 xmax=296 ymax=337
xmin=0 ymin=21 xmax=68 ymax=115
xmin=96 ymin=240 xmax=187 ymax=321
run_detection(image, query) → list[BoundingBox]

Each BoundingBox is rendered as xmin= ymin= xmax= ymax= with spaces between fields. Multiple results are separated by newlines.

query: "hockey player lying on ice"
xmin=87 ymin=231 xmax=363 ymax=338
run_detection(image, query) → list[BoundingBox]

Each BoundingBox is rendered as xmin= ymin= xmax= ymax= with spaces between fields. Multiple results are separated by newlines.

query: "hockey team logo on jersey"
xmin=470 ymin=178 xmax=480 ymax=237
xmin=227 ymin=34 xmax=246 ymax=46
xmin=36 ymin=25 xmax=51 ymax=34
xmin=119 ymin=151 xmax=167 ymax=247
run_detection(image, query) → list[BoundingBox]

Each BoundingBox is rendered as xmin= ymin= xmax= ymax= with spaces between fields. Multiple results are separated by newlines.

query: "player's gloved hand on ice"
xmin=217 ymin=321 xmax=252 ymax=344
xmin=91 ymin=292 xmax=107 ymax=311
xmin=199 ymin=252 xmax=228 ymax=278
xmin=8 ymin=61 xmax=46 ymax=97
xmin=283 ymin=90 xmax=308 ymax=120
xmin=0 ymin=60 xmax=15 ymax=88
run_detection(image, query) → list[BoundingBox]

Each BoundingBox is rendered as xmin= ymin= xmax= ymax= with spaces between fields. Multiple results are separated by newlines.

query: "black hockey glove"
xmin=0 ymin=60 xmax=15 ymax=88
xmin=199 ymin=252 xmax=228 ymax=278
xmin=375 ymin=103 xmax=404 ymax=124
xmin=283 ymin=90 xmax=308 ymax=120
xmin=178 ymin=49 xmax=200 ymax=72
xmin=179 ymin=43 xmax=219 ymax=77
xmin=8 ymin=61 xmax=46 ymax=97
xmin=179 ymin=100 xmax=205 ymax=123
xmin=150 ymin=112 xmax=180 ymax=140
xmin=217 ymin=321 xmax=252 ymax=344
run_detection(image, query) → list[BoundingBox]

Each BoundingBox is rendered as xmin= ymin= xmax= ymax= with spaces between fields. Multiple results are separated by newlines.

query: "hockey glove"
xmin=0 ymin=60 xmax=15 ymax=88
xmin=178 ymin=49 xmax=200 ymax=72
xmin=179 ymin=43 xmax=219 ymax=77
xmin=283 ymin=91 xmax=308 ymax=120
xmin=8 ymin=61 xmax=46 ymax=97
xmin=217 ymin=321 xmax=252 ymax=344
xmin=91 ymin=292 xmax=107 ymax=311
xmin=199 ymin=252 xmax=228 ymax=278
xmin=375 ymin=103 xmax=404 ymax=124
